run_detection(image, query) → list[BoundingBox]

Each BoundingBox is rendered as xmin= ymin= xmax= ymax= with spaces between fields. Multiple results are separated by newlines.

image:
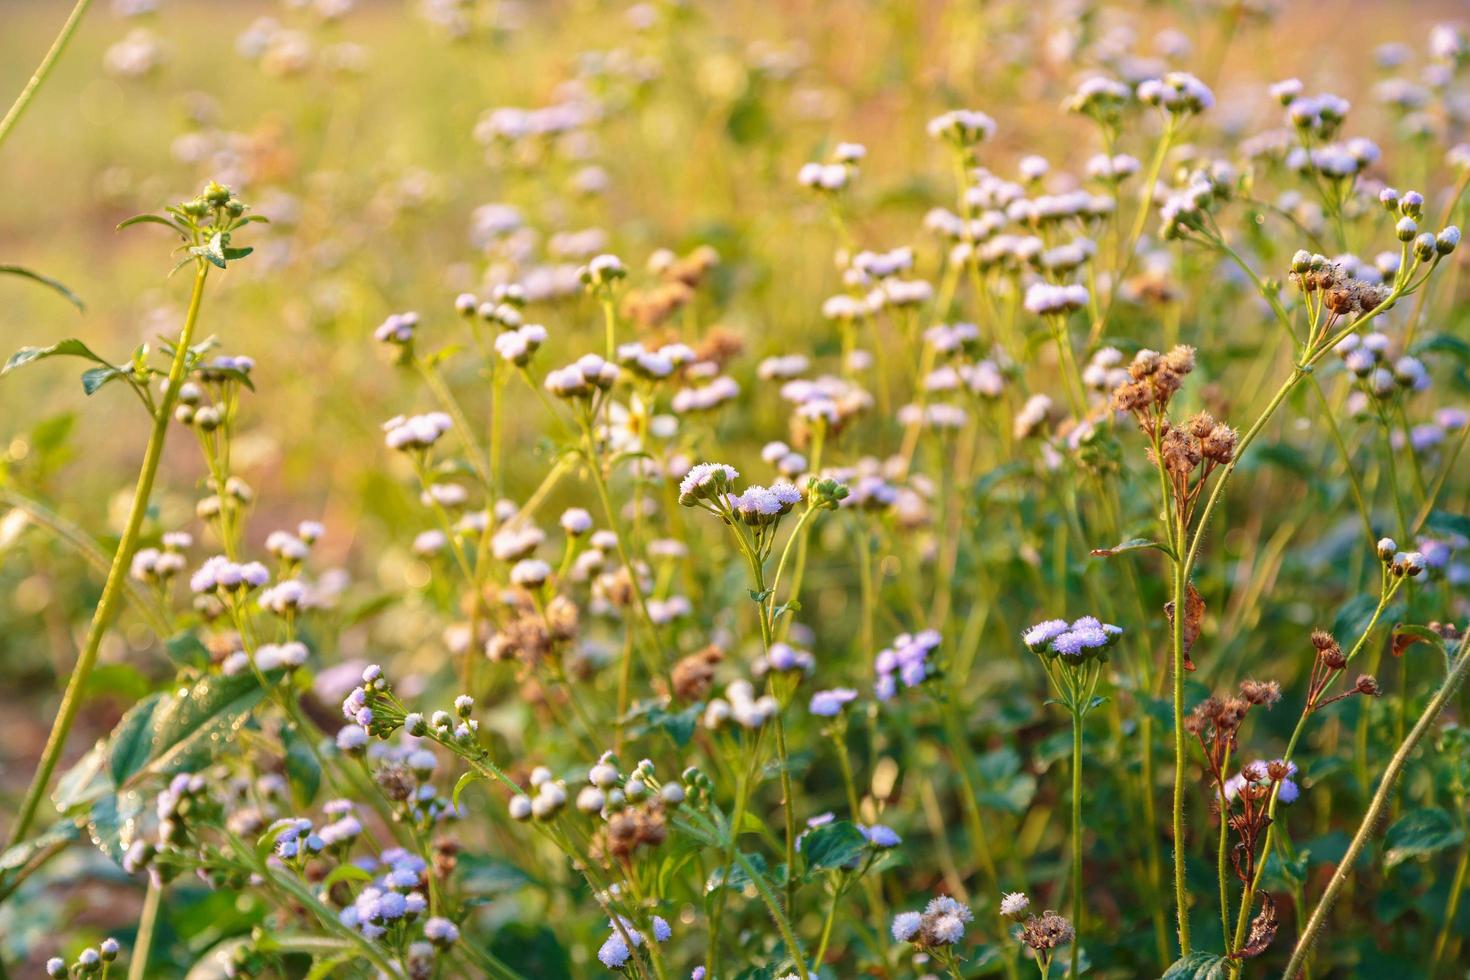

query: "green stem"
xmin=1070 ymin=709 xmax=1084 ymax=980
xmin=8 ymin=263 xmax=209 ymax=848
xmin=1282 ymin=632 xmax=1470 ymax=979
xmin=126 ymin=876 xmax=162 ymax=980
xmin=0 ymin=0 xmax=95 ymax=153
xmin=1429 ymin=841 xmax=1469 ymax=977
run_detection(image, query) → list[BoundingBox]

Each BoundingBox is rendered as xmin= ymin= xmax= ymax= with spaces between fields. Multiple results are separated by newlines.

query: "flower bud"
xmin=1396 ymin=216 xmax=1418 ymax=242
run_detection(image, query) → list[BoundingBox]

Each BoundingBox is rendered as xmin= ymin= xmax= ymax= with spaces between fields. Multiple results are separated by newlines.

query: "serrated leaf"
xmin=1091 ymin=537 xmax=1178 ymax=561
xmin=3 ymin=338 xmax=110 ymax=377
xmin=801 ymin=820 xmax=868 ymax=873
xmin=109 ymin=670 xmax=275 ymax=788
xmin=706 ymin=851 xmax=769 ymax=893
xmin=1383 ymin=808 xmax=1465 ymax=868
xmin=1162 ymin=951 xmax=1232 ymax=979
xmin=0 ymin=264 xmax=85 ymax=311
xmin=107 ymin=692 xmax=166 ymax=786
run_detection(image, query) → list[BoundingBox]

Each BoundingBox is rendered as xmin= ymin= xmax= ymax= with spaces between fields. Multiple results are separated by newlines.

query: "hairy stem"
xmin=1282 ymin=633 xmax=1470 ymax=978
xmin=9 ymin=264 xmax=209 ymax=847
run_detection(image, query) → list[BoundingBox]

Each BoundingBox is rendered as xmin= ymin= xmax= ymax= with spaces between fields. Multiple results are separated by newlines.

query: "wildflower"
xmin=927 ymin=108 xmax=997 ymax=147
xmin=1137 ymin=72 xmax=1214 ymax=114
xmin=809 ymin=687 xmax=859 ymax=716
xmin=1000 ymin=891 xmax=1030 ymax=917
xmin=424 ymin=917 xmax=460 ymax=948
xmin=1023 ymin=282 xmax=1089 ymax=316
xmin=862 ymin=824 xmax=902 ymax=847
xmin=384 ymin=412 xmax=453 ymax=451
xmin=893 ymin=895 xmax=973 ymax=947
xmin=873 ymin=629 xmax=942 ymax=700
xmin=677 ymin=462 xmax=739 ymax=506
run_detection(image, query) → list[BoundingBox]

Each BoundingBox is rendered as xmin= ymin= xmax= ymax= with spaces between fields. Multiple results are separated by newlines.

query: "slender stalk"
xmin=1070 ymin=709 xmax=1084 ymax=980
xmin=1429 ymin=841 xmax=1469 ymax=977
xmin=0 ymin=0 xmax=95 ymax=153
xmin=1282 ymin=633 xmax=1470 ymax=979
xmin=9 ymin=264 xmax=210 ymax=847
xmin=127 ymin=877 xmax=163 ymax=980
xmin=1170 ymin=531 xmax=1192 ymax=955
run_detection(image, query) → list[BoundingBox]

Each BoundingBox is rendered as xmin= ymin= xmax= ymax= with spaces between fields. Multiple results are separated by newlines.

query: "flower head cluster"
xmin=874 ymin=629 xmax=942 ymax=700
xmin=1022 ymin=282 xmax=1089 ymax=317
xmin=798 ymin=141 xmax=865 ymax=192
xmin=374 ymin=310 xmax=418 ymax=346
xmin=494 ymin=323 xmax=548 ymax=366
xmin=927 ymin=108 xmax=997 ymax=150
xmin=891 ymin=894 xmax=973 ymax=947
xmin=383 ymin=412 xmax=453 ymax=451
xmin=1023 ymin=615 xmax=1122 ymax=661
xmin=704 ymin=679 xmax=779 ymax=730
xmin=1137 ymin=72 xmax=1214 ymax=115
xmin=1224 ymin=758 xmax=1301 ymax=805
xmin=597 ymin=915 xmax=673 ymax=969
xmin=545 ymin=353 xmax=619 ymax=399
xmin=131 ymin=531 xmax=191 ymax=584
xmin=189 ymin=555 xmax=270 ymax=595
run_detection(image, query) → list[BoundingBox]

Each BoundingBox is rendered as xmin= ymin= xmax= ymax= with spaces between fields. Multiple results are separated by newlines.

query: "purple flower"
xmin=1023 ymin=619 xmax=1069 ymax=650
xmin=809 ymin=688 xmax=859 ymax=716
xmin=862 ymin=824 xmax=902 ymax=848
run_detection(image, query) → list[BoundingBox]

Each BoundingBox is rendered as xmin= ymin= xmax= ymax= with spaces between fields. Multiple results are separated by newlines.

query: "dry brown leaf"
xmin=1165 ymin=581 xmax=1206 ymax=671
xmin=1235 ymin=892 xmax=1278 ymax=959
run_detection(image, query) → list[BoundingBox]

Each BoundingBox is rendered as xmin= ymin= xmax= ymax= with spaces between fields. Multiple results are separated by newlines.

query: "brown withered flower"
xmin=671 ymin=644 xmax=723 ymax=701
xmin=1020 ymin=910 xmax=1076 ymax=951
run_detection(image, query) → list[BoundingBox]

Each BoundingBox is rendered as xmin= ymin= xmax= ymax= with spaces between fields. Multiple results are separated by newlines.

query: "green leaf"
xmin=106 ymin=693 xmax=166 ymax=786
xmin=458 ymin=853 xmax=533 ymax=896
xmin=53 ymin=740 xmax=110 ymax=812
xmin=1091 ymin=537 xmax=1178 ymax=560
xmin=801 ymin=820 xmax=869 ymax=873
xmin=1424 ymin=510 xmax=1470 ymax=540
xmin=164 ymin=631 xmax=212 ymax=668
xmin=453 ymin=771 xmax=483 ymax=810
xmin=1383 ymin=808 xmax=1465 ymax=869
xmin=3 ymin=338 xmax=111 ymax=377
xmin=1333 ymin=593 xmax=1384 ymax=645
xmin=487 ymin=923 xmax=571 ymax=978
xmin=284 ymin=727 xmax=322 ymax=808
xmin=706 ymin=851 xmax=770 ymax=893
xmin=109 ymin=670 xmax=275 ymax=788
xmin=321 ymin=863 xmax=375 ymax=889
xmin=86 ymin=790 xmax=147 ymax=865
xmin=0 ymin=819 xmax=80 ymax=894
xmin=117 ymin=213 xmax=185 ymax=235
xmin=80 ymin=364 xmax=133 ymax=396
xmin=0 ymin=264 xmax=85 ymax=311
xmin=1162 ymin=952 xmax=1232 ymax=979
